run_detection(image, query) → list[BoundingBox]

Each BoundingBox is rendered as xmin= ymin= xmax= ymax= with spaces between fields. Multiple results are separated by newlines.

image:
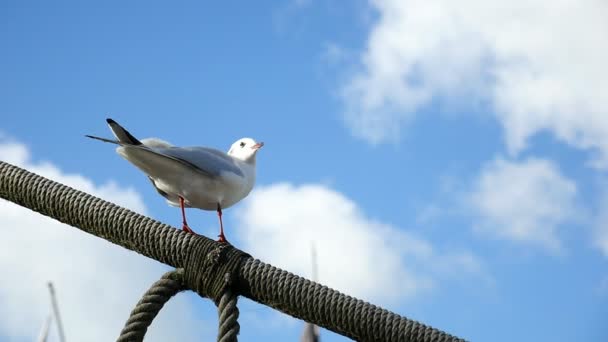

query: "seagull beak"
xmin=252 ymin=142 xmax=264 ymax=150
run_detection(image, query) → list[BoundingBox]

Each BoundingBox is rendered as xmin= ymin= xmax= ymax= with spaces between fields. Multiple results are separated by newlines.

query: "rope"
xmin=116 ymin=269 xmax=241 ymax=342
xmin=217 ymin=284 xmax=240 ymax=342
xmin=117 ymin=270 xmax=186 ymax=342
xmin=239 ymin=259 xmax=463 ymax=341
xmin=0 ymin=161 xmax=466 ymax=342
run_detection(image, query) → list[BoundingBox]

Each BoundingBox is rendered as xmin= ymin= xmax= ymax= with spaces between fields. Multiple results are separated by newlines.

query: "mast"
xmin=48 ymin=282 xmax=66 ymax=342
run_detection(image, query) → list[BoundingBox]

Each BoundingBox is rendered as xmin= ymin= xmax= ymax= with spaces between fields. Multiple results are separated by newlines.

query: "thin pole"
xmin=311 ymin=243 xmax=318 ymax=282
xmin=36 ymin=313 xmax=52 ymax=342
xmin=48 ymin=282 xmax=66 ymax=342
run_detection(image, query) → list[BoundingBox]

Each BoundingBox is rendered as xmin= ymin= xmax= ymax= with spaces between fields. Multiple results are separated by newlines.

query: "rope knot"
xmin=182 ymin=235 xmax=250 ymax=303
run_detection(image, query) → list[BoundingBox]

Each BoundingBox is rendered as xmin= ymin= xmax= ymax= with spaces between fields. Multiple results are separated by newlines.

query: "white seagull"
xmin=86 ymin=118 xmax=263 ymax=242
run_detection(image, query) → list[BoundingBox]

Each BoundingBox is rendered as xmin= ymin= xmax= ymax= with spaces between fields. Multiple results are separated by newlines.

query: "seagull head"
xmin=228 ymin=137 xmax=264 ymax=163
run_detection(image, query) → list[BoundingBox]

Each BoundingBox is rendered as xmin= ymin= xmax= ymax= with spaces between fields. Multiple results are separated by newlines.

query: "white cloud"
xmin=340 ymin=0 xmax=608 ymax=166
xmin=468 ymin=157 xmax=580 ymax=251
xmin=235 ymin=183 xmax=486 ymax=305
xmin=0 ymin=140 xmax=210 ymax=342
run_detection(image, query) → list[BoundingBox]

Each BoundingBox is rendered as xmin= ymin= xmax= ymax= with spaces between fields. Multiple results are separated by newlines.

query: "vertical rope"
xmin=217 ymin=287 xmax=240 ymax=342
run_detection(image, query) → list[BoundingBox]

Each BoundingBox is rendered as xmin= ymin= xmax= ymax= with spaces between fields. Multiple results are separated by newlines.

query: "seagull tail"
xmin=106 ymin=118 xmax=143 ymax=145
xmin=85 ymin=135 xmax=121 ymax=145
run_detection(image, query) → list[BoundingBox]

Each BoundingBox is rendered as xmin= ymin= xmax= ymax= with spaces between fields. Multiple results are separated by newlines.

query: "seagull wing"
xmin=154 ymin=146 xmax=244 ymax=177
xmin=119 ymin=145 xmax=243 ymax=179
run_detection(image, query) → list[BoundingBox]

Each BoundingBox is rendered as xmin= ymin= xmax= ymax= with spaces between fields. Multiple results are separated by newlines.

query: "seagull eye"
xmin=239 ymin=141 xmax=245 ymax=148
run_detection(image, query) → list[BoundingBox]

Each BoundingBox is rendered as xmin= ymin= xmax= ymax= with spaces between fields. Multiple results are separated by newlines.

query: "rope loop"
xmin=117 ymin=269 xmax=186 ymax=342
xmin=117 ymin=269 xmax=242 ymax=342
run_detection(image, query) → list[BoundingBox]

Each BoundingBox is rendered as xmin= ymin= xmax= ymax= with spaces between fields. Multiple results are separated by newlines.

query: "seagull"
xmin=86 ymin=118 xmax=263 ymax=243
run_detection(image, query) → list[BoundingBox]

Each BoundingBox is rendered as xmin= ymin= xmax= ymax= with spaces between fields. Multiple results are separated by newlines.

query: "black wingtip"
xmin=104 ymin=118 xmax=143 ymax=145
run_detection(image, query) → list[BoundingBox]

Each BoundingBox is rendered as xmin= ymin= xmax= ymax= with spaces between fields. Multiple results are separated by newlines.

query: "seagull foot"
xmin=217 ymin=234 xmax=228 ymax=243
xmin=182 ymin=224 xmax=195 ymax=234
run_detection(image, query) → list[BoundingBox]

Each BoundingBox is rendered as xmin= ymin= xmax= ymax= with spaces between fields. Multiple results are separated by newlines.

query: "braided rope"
xmin=0 ymin=161 xmax=466 ymax=342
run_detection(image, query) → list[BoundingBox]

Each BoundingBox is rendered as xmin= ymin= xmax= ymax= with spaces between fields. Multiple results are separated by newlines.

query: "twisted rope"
xmin=117 ymin=270 xmax=186 ymax=342
xmin=217 ymin=285 xmax=240 ymax=342
xmin=0 ymin=161 xmax=466 ymax=342
xmin=116 ymin=269 xmax=241 ymax=342
xmin=239 ymin=259 xmax=463 ymax=341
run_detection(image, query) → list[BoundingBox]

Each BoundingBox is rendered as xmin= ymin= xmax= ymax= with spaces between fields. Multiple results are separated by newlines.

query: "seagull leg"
xmin=179 ymin=197 xmax=194 ymax=233
xmin=217 ymin=204 xmax=227 ymax=243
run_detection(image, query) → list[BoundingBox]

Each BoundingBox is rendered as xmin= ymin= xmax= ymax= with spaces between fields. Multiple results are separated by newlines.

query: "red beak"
xmin=252 ymin=142 xmax=264 ymax=150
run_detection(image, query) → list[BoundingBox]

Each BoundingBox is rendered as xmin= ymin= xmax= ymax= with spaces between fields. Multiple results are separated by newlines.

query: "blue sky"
xmin=1 ymin=1 xmax=607 ymax=341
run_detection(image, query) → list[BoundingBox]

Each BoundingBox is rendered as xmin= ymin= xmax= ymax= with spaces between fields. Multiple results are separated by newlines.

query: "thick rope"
xmin=117 ymin=270 xmax=186 ymax=342
xmin=239 ymin=259 xmax=461 ymax=341
xmin=0 ymin=161 xmax=465 ymax=342
xmin=0 ymin=161 xmax=248 ymax=301
xmin=217 ymin=284 xmax=240 ymax=342
xmin=117 ymin=269 xmax=241 ymax=342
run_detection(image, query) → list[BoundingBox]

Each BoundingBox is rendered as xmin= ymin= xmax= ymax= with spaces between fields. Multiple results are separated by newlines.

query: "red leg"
xmin=180 ymin=197 xmax=194 ymax=234
xmin=217 ymin=204 xmax=227 ymax=243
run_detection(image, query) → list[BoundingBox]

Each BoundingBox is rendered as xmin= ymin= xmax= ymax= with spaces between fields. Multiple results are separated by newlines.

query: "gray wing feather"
xmin=121 ymin=145 xmax=243 ymax=178
xmin=153 ymin=146 xmax=244 ymax=177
